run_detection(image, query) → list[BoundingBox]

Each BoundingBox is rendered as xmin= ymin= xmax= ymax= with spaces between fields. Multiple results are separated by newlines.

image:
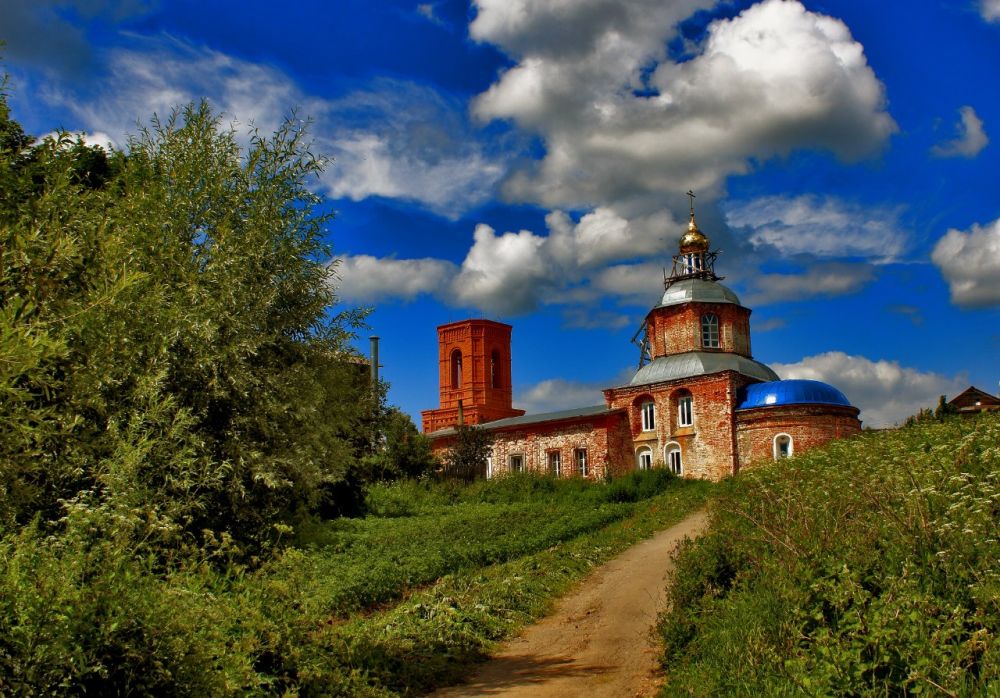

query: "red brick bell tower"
xmin=421 ymin=319 xmax=525 ymax=433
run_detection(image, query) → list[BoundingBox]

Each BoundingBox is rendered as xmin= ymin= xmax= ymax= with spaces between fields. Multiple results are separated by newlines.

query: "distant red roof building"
xmin=948 ymin=386 xmax=1000 ymax=415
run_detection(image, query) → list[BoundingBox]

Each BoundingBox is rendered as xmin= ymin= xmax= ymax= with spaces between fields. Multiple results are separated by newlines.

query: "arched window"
xmin=701 ymin=314 xmax=720 ymax=348
xmin=666 ymin=442 xmax=682 ymax=475
xmin=640 ymin=400 xmax=655 ymax=431
xmin=490 ymin=350 xmax=500 ymax=389
xmin=450 ymin=349 xmax=462 ymax=389
xmin=636 ymin=446 xmax=653 ymax=471
xmin=773 ymin=434 xmax=793 ymax=460
xmin=675 ymin=390 xmax=693 ymax=428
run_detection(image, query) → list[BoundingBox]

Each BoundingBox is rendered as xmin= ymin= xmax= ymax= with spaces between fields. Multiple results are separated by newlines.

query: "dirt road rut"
xmin=431 ymin=509 xmax=709 ymax=697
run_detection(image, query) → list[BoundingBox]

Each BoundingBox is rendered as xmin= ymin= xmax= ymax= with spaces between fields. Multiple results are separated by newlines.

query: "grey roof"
xmin=658 ymin=278 xmax=742 ymax=308
xmin=626 ymin=351 xmax=779 ymax=388
xmin=427 ymin=404 xmax=617 ymax=437
xmin=480 ymin=404 xmax=616 ymax=429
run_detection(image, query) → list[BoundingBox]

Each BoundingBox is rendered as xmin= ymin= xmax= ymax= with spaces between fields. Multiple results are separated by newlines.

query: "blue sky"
xmin=4 ymin=0 xmax=998 ymax=427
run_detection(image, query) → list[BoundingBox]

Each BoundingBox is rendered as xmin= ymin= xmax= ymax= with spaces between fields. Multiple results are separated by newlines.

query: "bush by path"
xmin=659 ymin=414 xmax=1000 ymax=696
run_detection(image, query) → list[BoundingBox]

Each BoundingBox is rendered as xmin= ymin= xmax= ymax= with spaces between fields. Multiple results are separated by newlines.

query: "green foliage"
xmin=0 ymin=96 xmax=370 ymax=551
xmin=659 ymin=413 xmax=1000 ymax=696
xmin=0 ymin=472 xmax=711 ymax=695
xmin=359 ymin=407 xmax=438 ymax=482
xmin=442 ymin=425 xmax=494 ymax=481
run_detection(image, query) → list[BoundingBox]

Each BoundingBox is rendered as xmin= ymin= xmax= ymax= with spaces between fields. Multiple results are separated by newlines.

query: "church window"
xmin=548 ymin=450 xmax=562 ymax=476
xmin=510 ymin=454 xmax=524 ymax=473
xmin=641 ymin=401 xmax=655 ymax=431
xmin=450 ymin=349 xmax=462 ymax=389
xmin=701 ymin=314 xmax=720 ymax=348
xmin=490 ymin=350 xmax=500 ymax=389
xmin=666 ymin=443 xmax=682 ymax=475
xmin=678 ymin=395 xmax=693 ymax=427
xmin=637 ymin=447 xmax=653 ymax=471
xmin=774 ymin=434 xmax=793 ymax=460
xmin=575 ymin=448 xmax=588 ymax=477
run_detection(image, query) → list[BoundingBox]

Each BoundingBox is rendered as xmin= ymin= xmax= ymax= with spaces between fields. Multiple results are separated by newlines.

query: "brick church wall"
xmin=735 ymin=405 xmax=862 ymax=469
xmin=486 ymin=412 xmax=628 ymax=480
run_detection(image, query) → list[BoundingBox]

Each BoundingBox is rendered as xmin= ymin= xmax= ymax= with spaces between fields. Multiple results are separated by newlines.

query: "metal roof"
xmin=427 ymin=404 xmax=618 ymax=437
xmin=626 ymin=351 xmax=779 ymax=388
xmin=658 ymin=278 xmax=742 ymax=308
xmin=736 ymin=379 xmax=853 ymax=410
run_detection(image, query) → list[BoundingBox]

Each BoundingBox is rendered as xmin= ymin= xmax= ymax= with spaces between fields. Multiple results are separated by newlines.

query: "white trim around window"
xmin=641 ymin=400 xmax=655 ymax=431
xmin=678 ymin=395 xmax=693 ymax=427
xmin=665 ymin=441 xmax=682 ymax=475
xmin=773 ymin=433 xmax=793 ymax=460
xmin=636 ymin=446 xmax=653 ymax=471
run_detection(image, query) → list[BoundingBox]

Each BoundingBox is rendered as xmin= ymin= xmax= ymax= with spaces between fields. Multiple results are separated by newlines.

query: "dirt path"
xmin=431 ymin=509 xmax=709 ymax=698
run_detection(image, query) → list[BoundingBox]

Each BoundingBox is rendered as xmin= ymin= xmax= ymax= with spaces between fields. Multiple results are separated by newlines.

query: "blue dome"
xmin=737 ymin=379 xmax=853 ymax=410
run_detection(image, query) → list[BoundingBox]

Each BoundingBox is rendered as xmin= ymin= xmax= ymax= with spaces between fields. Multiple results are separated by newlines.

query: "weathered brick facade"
xmin=422 ymin=208 xmax=863 ymax=482
xmin=735 ymin=405 xmax=863 ymax=468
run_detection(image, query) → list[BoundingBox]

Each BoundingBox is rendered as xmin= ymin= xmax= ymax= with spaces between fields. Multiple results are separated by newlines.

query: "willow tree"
xmin=0 ymin=96 xmax=369 ymax=554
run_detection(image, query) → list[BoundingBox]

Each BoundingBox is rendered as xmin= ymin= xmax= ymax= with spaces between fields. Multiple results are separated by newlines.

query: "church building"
xmin=422 ymin=199 xmax=862 ymax=481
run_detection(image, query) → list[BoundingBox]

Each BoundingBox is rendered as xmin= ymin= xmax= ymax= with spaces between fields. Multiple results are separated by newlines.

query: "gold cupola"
xmin=679 ymin=212 xmax=710 ymax=254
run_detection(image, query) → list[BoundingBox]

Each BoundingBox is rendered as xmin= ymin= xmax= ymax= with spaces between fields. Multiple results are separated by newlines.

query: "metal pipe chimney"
xmin=369 ymin=336 xmax=380 ymax=388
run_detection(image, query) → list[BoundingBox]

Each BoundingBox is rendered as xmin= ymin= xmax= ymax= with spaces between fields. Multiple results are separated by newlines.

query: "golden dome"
xmin=679 ymin=213 xmax=710 ymax=253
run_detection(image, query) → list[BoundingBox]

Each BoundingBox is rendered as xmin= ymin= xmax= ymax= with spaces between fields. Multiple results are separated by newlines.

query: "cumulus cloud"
xmin=472 ymin=0 xmax=896 ymax=210
xmin=514 ymin=377 xmax=618 ymax=415
xmin=332 ymin=255 xmax=458 ymax=304
xmin=40 ymin=36 xmax=509 ymax=218
xmin=931 ymin=106 xmax=989 ymax=158
xmin=725 ymin=195 xmax=907 ymax=262
xmin=931 ymin=217 xmax=1000 ymax=307
xmin=981 ymin=0 xmax=1000 ymax=22
xmin=771 ymin=352 xmax=966 ymax=428
xmin=745 ymin=263 xmax=875 ymax=305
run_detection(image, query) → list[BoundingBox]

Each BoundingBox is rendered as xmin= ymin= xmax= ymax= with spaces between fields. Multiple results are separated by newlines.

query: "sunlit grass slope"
xmin=659 ymin=414 xmax=1000 ymax=696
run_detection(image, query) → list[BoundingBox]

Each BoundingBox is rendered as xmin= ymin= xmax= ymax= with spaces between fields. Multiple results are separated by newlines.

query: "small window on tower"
xmin=450 ymin=349 xmax=462 ymax=389
xmin=701 ymin=314 xmax=720 ymax=348
xmin=491 ymin=350 xmax=500 ymax=389
xmin=774 ymin=434 xmax=793 ymax=460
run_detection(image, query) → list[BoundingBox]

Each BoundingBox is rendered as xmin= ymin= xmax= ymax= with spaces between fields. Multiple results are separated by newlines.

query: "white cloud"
xmin=514 ymin=378 xmax=610 ymax=414
xmin=931 ymin=105 xmax=989 ymax=158
xmin=42 ymin=36 xmax=507 ymax=218
xmin=472 ymin=0 xmax=896 ymax=210
xmin=592 ymin=262 xmax=667 ymax=306
xmin=451 ymin=223 xmax=552 ymax=314
xmin=725 ymin=195 xmax=907 ymax=262
xmin=332 ymin=255 xmax=458 ymax=304
xmin=931 ymin=217 xmax=1000 ymax=307
xmin=745 ymin=263 xmax=875 ymax=305
xmin=771 ymin=352 xmax=966 ymax=428
xmin=981 ymin=0 xmax=1000 ymax=22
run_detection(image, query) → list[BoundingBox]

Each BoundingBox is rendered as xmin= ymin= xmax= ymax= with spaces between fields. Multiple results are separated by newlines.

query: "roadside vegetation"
xmin=0 ymin=81 xmax=712 ymax=695
xmin=659 ymin=413 xmax=1000 ymax=696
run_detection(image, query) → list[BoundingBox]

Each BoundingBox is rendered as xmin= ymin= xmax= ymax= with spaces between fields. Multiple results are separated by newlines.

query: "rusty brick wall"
xmin=735 ymin=405 xmax=862 ymax=470
xmin=646 ymin=302 xmax=752 ymax=358
xmin=605 ymin=371 xmax=748 ymax=481
xmin=422 ymin=318 xmax=524 ymax=432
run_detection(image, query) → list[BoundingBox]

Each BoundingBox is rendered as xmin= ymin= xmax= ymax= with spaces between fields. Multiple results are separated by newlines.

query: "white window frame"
xmin=636 ymin=447 xmax=653 ymax=471
xmin=548 ymin=450 xmax=561 ymax=477
xmin=575 ymin=448 xmax=588 ymax=477
xmin=666 ymin=442 xmax=682 ymax=475
xmin=773 ymin=433 xmax=793 ymax=460
xmin=678 ymin=396 xmax=693 ymax=427
xmin=510 ymin=454 xmax=524 ymax=473
xmin=486 ymin=454 xmax=493 ymax=479
xmin=641 ymin=400 xmax=656 ymax=431
xmin=701 ymin=314 xmax=720 ymax=348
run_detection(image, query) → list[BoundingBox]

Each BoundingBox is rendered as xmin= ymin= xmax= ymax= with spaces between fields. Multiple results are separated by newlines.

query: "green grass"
xmin=0 ymin=470 xmax=711 ymax=696
xmin=658 ymin=413 xmax=1000 ymax=696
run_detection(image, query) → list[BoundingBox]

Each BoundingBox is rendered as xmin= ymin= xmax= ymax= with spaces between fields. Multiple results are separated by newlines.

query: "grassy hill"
xmin=659 ymin=413 xmax=1000 ymax=696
